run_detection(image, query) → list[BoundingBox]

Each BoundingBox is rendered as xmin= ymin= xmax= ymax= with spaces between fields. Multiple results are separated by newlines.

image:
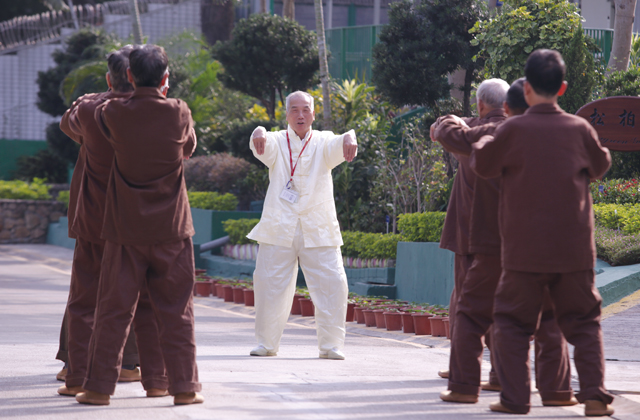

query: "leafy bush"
xmin=222 ymin=218 xmax=260 ymax=245
xmin=591 ymin=179 xmax=640 ymax=205
xmin=397 ymin=212 xmax=447 ymax=242
xmin=187 ymin=192 xmax=238 ymax=211
xmin=602 ymin=67 xmax=640 ymax=97
xmin=595 ymin=225 xmax=640 ymax=266
xmin=218 ymin=119 xmax=280 ymax=166
xmin=341 ymin=231 xmax=402 ymax=259
xmin=56 ymin=190 xmax=70 ymax=210
xmin=593 ymin=203 xmax=640 ymax=235
xmin=0 ymin=178 xmax=50 ymax=200
xmin=184 ymin=154 xmax=251 ymax=193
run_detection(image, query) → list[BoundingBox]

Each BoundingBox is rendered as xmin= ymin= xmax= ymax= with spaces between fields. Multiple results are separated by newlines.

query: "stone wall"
xmin=0 ymin=199 xmax=66 ymax=244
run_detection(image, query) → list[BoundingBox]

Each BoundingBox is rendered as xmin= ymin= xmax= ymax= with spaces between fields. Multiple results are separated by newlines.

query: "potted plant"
xmin=442 ymin=316 xmax=451 ymax=339
xmin=346 ymin=298 xmax=357 ymax=322
xmin=383 ymin=308 xmax=403 ymax=331
xmin=429 ymin=313 xmax=447 ymax=337
xmin=291 ymin=288 xmax=306 ymax=315
xmin=194 ymin=274 xmax=213 ymax=297
xmin=232 ymin=281 xmax=245 ymax=304
xmin=217 ymin=280 xmax=234 ymax=302
xmin=243 ymin=283 xmax=255 ymax=307
xmin=373 ymin=307 xmax=386 ymax=329
xmin=412 ymin=309 xmax=434 ymax=335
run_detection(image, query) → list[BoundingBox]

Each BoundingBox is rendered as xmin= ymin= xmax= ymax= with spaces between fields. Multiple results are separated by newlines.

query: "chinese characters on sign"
xmin=619 ymin=110 xmax=635 ymax=127
xmin=590 ymin=109 xmax=605 ymax=126
xmin=577 ymin=97 xmax=640 ymax=151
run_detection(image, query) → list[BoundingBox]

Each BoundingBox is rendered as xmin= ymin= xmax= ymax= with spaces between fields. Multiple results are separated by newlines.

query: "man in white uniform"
xmin=248 ymin=91 xmax=357 ymax=360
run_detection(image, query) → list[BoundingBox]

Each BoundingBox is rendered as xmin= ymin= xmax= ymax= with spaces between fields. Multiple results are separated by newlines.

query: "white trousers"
xmin=253 ymin=223 xmax=348 ymax=353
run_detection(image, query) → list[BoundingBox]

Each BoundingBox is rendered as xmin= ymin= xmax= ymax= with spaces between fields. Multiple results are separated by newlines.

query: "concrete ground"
xmin=0 ymin=244 xmax=639 ymax=420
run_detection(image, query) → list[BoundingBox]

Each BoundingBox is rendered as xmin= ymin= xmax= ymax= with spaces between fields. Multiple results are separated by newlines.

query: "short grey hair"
xmin=476 ymin=78 xmax=510 ymax=109
xmin=286 ymin=91 xmax=314 ymax=112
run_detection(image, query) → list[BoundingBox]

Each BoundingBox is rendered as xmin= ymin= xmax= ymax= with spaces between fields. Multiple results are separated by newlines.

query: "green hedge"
xmin=222 ymin=218 xmax=259 ymax=245
xmin=0 ymin=178 xmax=50 ymax=200
xmin=595 ymin=225 xmax=640 ymax=266
xmin=341 ymin=231 xmax=402 ymax=259
xmin=593 ymin=203 xmax=640 ymax=235
xmin=187 ymin=191 xmax=238 ymax=211
xmin=397 ymin=212 xmax=446 ymax=242
xmin=56 ymin=190 xmax=70 ymax=210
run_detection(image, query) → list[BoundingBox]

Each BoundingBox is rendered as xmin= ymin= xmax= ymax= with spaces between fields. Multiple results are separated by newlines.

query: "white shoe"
xmin=250 ymin=345 xmax=277 ymax=356
xmin=319 ymin=348 xmax=345 ymax=360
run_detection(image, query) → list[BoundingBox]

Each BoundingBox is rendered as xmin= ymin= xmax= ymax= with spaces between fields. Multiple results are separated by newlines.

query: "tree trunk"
xmin=260 ymin=0 xmax=267 ymax=13
xmin=608 ymin=0 xmax=638 ymax=72
xmin=283 ymin=0 xmax=294 ymax=19
xmin=128 ymin=0 xmax=143 ymax=44
xmin=463 ymin=66 xmax=474 ymax=117
xmin=200 ymin=0 xmax=235 ymax=46
xmin=314 ymin=0 xmax=332 ymax=129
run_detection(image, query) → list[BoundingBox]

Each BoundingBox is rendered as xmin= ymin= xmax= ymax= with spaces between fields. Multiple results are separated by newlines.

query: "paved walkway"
xmin=0 ymin=244 xmax=639 ymax=420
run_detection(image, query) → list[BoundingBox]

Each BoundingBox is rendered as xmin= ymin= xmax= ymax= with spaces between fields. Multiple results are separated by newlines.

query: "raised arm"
xmin=431 ymin=116 xmax=498 ymax=157
xmin=583 ymin=125 xmax=611 ymax=180
xmin=249 ymin=126 xmax=278 ymax=168
xmin=470 ymin=129 xmax=508 ymax=180
xmin=324 ymin=129 xmax=358 ymax=169
xmin=60 ymin=97 xmax=87 ymax=144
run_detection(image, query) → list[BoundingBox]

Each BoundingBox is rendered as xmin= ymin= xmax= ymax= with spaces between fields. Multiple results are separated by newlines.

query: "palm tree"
xmin=313 ymin=0 xmax=332 ymax=129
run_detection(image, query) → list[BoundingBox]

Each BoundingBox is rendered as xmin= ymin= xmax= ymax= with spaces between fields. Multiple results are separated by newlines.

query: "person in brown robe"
xmin=58 ymin=46 xmax=167 ymax=396
xmin=75 ymin=44 xmax=202 ymax=406
xmin=470 ymin=49 xmax=615 ymax=417
xmin=436 ymin=78 xmax=508 ymax=379
xmin=432 ymin=78 xmax=575 ymax=407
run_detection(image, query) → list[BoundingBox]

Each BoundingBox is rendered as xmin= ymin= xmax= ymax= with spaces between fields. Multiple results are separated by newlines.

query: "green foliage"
xmin=56 ymin=190 xmax=70 ymax=210
xmin=372 ymin=0 xmax=485 ymax=108
xmin=187 ymin=191 xmax=238 ymax=211
xmin=218 ymin=119 xmax=280 ymax=165
xmin=591 ymin=179 xmax=640 ymax=205
xmin=13 ymin=149 xmax=68 ymax=183
xmin=60 ymin=61 xmax=109 ymax=107
xmin=397 ymin=212 xmax=447 ymax=242
xmin=593 ymin=203 xmax=640 ymax=235
xmin=222 ymin=218 xmax=260 ymax=245
xmin=341 ymin=231 xmax=402 ymax=259
xmin=603 ymin=67 xmax=640 ymax=97
xmin=595 ymin=225 xmax=640 ymax=266
xmin=0 ymin=178 xmax=50 ymax=200
xmin=331 ymin=79 xmax=376 ymax=134
xmin=472 ymin=0 xmax=597 ymax=96
xmin=213 ymin=14 xmax=319 ymax=119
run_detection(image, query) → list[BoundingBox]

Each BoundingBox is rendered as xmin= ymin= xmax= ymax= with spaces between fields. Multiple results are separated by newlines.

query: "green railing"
xmin=325 ymin=25 xmax=385 ymax=82
xmin=584 ymin=28 xmax=614 ymax=65
xmin=324 ymin=26 xmax=614 ymax=82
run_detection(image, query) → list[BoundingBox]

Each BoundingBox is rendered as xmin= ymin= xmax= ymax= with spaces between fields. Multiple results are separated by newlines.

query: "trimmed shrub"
xmin=397 ymin=212 xmax=446 ymax=242
xmin=593 ymin=203 xmax=640 ymax=235
xmin=56 ymin=190 xmax=70 ymax=210
xmin=0 ymin=178 xmax=50 ymax=200
xmin=188 ymin=192 xmax=238 ymax=211
xmin=341 ymin=231 xmax=401 ymax=259
xmin=595 ymin=225 xmax=640 ymax=266
xmin=184 ymin=153 xmax=251 ymax=193
xmin=222 ymin=218 xmax=259 ymax=245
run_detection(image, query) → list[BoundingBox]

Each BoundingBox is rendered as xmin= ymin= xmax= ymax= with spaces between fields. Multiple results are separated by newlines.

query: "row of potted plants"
xmin=194 ymin=270 xmax=450 ymax=339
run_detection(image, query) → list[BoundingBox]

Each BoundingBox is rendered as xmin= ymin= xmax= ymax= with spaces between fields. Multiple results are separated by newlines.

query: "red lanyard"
xmin=286 ymin=131 xmax=312 ymax=179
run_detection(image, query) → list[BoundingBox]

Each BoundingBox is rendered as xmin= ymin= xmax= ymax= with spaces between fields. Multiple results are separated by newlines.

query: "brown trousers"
xmin=449 ymin=254 xmax=474 ymax=337
xmin=448 ymin=254 xmax=572 ymax=398
xmin=83 ymin=238 xmax=200 ymax=396
xmin=63 ymin=238 xmax=165 ymax=389
xmin=492 ymin=269 xmax=614 ymax=414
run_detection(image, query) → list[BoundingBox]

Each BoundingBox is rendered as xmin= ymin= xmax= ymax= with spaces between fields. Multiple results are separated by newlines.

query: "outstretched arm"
xmin=249 ymin=126 xmax=278 ymax=168
xmin=324 ymin=129 xmax=358 ymax=169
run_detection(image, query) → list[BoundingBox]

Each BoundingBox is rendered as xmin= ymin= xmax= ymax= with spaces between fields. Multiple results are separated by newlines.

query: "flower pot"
xmin=362 ymin=309 xmax=377 ymax=327
xmin=291 ymin=294 xmax=304 ymax=315
xmin=232 ymin=286 xmax=245 ymax=304
xmin=243 ymin=288 xmax=254 ymax=306
xmin=195 ymin=280 xmax=212 ymax=297
xmin=373 ymin=309 xmax=386 ymax=329
xmin=384 ymin=312 xmax=403 ymax=331
xmin=354 ymin=306 xmax=366 ymax=324
xmin=215 ymin=283 xmax=224 ymax=298
xmin=299 ymin=298 xmax=315 ymax=317
xmin=222 ymin=285 xmax=234 ymax=302
xmin=443 ymin=317 xmax=451 ymax=339
xmin=346 ymin=302 xmax=356 ymax=322
xmin=430 ymin=316 xmax=446 ymax=337
xmin=195 ymin=269 xmax=207 ymax=276
xmin=210 ymin=280 xmax=218 ymax=297
xmin=401 ymin=313 xmax=415 ymax=333
xmin=412 ymin=313 xmax=434 ymax=335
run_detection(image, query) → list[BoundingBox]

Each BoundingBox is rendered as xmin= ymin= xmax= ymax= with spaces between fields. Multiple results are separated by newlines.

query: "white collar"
xmin=287 ymin=125 xmax=312 ymax=142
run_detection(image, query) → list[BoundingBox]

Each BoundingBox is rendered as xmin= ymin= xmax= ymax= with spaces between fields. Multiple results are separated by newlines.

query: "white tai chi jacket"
xmin=247 ymin=125 xmax=356 ymax=248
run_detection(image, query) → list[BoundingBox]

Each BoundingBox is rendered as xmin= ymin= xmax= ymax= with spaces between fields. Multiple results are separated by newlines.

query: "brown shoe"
xmin=76 ymin=390 xmax=110 ymax=405
xmin=118 ymin=366 xmax=141 ymax=382
xmin=437 ymin=370 xmax=449 ymax=379
xmin=489 ymin=401 xmax=519 ymax=414
xmin=146 ymin=388 xmax=169 ymax=398
xmin=584 ymin=400 xmax=614 ymax=416
xmin=440 ymin=390 xmax=478 ymax=404
xmin=56 ymin=368 xmax=67 ymax=382
xmin=57 ymin=385 xmax=83 ymax=396
xmin=174 ymin=392 xmax=204 ymax=405
xmin=543 ymin=396 xmax=579 ymax=406
xmin=481 ymin=381 xmax=502 ymax=392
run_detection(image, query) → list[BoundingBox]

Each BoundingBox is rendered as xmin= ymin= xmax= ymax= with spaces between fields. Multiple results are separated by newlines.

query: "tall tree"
xmin=213 ymin=14 xmax=319 ymax=120
xmin=372 ymin=0 xmax=484 ymax=116
xmin=283 ymin=0 xmax=295 ymax=19
xmin=314 ymin=0 xmax=332 ymax=128
xmin=608 ymin=0 xmax=638 ymax=72
xmin=200 ymin=0 xmax=235 ymax=46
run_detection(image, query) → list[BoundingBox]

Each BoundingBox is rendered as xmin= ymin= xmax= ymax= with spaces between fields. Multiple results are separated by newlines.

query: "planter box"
xmin=394 ymin=242 xmax=454 ymax=306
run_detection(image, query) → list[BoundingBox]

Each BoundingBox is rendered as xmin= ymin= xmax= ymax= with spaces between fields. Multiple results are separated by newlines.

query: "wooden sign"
xmin=576 ymin=96 xmax=640 ymax=151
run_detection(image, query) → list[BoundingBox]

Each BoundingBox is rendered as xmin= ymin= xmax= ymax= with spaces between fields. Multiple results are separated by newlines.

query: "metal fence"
xmin=325 ymin=24 xmax=384 ymax=82
xmin=584 ymin=28 xmax=614 ymax=65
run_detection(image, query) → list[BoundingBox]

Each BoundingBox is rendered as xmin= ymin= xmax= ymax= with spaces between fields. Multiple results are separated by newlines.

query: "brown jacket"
xmin=95 ymin=87 xmax=196 ymax=245
xmin=438 ymin=108 xmax=507 ymax=255
xmin=60 ymin=91 xmax=130 ymax=243
xmin=470 ymin=103 xmax=611 ymax=272
xmin=434 ymin=116 xmax=502 ymax=255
